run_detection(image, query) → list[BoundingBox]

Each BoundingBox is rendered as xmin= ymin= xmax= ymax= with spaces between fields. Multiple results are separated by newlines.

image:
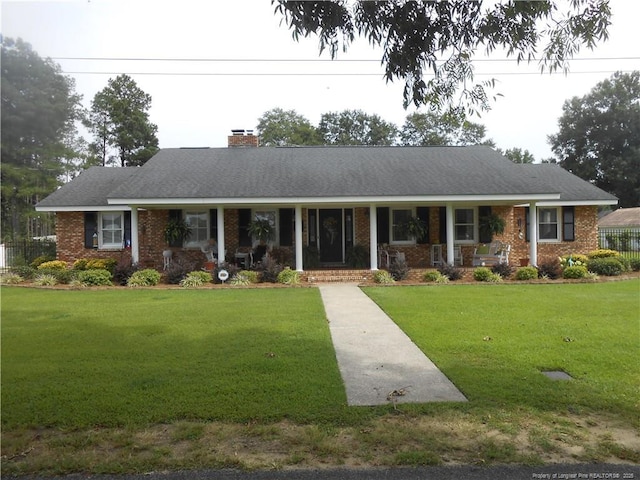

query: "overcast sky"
xmin=2 ymin=0 xmax=638 ymax=161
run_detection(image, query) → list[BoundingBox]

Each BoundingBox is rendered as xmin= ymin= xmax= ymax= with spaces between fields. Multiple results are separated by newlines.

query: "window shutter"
xmin=563 ymin=206 xmax=575 ymax=241
xmin=416 ymin=207 xmax=429 ymax=244
xmin=439 ymin=207 xmax=447 ymax=244
xmin=209 ymin=209 xmax=218 ymax=241
xmin=478 ymin=206 xmax=492 ymax=244
xmin=376 ymin=207 xmax=389 ymax=244
xmin=279 ymin=208 xmax=293 ymax=246
xmin=525 ymin=207 xmax=530 ymax=242
xmin=168 ymin=209 xmax=183 ymax=247
xmin=124 ymin=211 xmax=132 ymax=247
xmin=238 ymin=208 xmax=252 ymax=247
xmin=84 ymin=212 xmax=97 ymax=249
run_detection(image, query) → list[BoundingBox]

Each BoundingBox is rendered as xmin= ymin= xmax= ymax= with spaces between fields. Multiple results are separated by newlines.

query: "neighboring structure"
xmin=598 ymin=207 xmax=640 ymax=252
xmin=36 ymin=131 xmax=618 ymax=271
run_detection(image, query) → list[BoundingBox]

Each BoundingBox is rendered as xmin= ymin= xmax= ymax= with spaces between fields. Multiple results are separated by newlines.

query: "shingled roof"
xmin=598 ymin=207 xmax=640 ymax=227
xmin=36 ymin=146 xmax=617 ymax=210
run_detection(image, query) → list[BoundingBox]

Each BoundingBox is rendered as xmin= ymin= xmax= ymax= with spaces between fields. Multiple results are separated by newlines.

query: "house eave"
xmin=107 ymin=193 xmax=561 ymax=207
xmin=35 ymin=205 xmax=132 ymax=212
xmin=515 ymin=199 xmax=618 ymax=207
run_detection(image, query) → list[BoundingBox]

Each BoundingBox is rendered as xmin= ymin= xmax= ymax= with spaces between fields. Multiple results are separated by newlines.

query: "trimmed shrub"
xmin=180 ymin=271 xmax=212 ymax=288
xmin=491 ymin=262 xmax=513 ymax=279
xmin=77 ymin=269 xmax=113 ymax=286
xmin=10 ymin=265 xmax=37 ymax=280
xmin=537 ymin=258 xmax=562 ymax=279
xmin=423 ymin=270 xmax=445 ymax=283
xmin=37 ymin=260 xmax=67 ymax=271
xmin=437 ymin=263 xmax=463 ymax=281
xmin=30 ymin=255 xmax=55 ymax=268
xmin=629 ymin=258 xmax=640 ymax=272
xmin=277 ymin=267 xmax=300 ymax=285
xmin=473 ymin=267 xmax=492 ymax=282
xmin=165 ymin=256 xmax=197 ymax=284
xmin=587 ymin=249 xmax=620 ymax=259
xmin=258 ymin=257 xmax=283 ymax=283
xmin=560 ymin=254 xmax=588 ymax=269
xmin=587 ymin=257 xmax=625 ymax=276
xmin=113 ymin=259 xmax=141 ymax=286
xmin=240 ymin=270 xmax=259 ymax=283
xmin=563 ymin=265 xmax=589 ymax=279
xmin=388 ymin=258 xmax=409 ymax=281
xmin=127 ymin=269 xmax=161 ymax=287
xmin=374 ymin=270 xmax=395 ymax=284
xmin=515 ymin=266 xmax=538 ymax=281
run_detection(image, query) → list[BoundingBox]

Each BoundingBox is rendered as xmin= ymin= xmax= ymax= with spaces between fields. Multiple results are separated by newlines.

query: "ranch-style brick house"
xmin=36 ymin=131 xmax=617 ymax=272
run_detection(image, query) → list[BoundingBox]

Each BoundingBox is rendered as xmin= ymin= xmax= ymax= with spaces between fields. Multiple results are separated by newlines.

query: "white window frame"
xmin=99 ymin=211 xmax=124 ymax=249
xmin=184 ymin=210 xmax=209 ymax=248
xmin=538 ymin=207 xmax=561 ymax=242
xmin=390 ymin=208 xmax=414 ymax=245
xmin=454 ymin=207 xmax=477 ymax=244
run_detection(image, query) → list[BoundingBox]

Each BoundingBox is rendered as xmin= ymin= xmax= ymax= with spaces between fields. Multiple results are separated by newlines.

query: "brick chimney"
xmin=228 ymin=129 xmax=259 ymax=148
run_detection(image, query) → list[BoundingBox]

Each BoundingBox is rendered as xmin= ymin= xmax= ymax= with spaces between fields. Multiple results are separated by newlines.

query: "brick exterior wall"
xmin=55 ymin=205 xmax=599 ymax=269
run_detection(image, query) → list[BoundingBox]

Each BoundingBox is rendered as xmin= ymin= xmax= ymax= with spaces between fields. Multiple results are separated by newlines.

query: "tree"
xmin=400 ymin=112 xmax=493 ymax=146
xmin=1 ymin=37 xmax=83 ymax=239
xmin=256 ymin=108 xmax=321 ymax=146
xmin=89 ymin=74 xmax=159 ymax=167
xmin=318 ymin=110 xmax=398 ymax=145
xmin=273 ymin=1 xmax=610 ymax=114
xmin=549 ymin=71 xmax=640 ymax=208
xmin=502 ymin=147 xmax=535 ymax=164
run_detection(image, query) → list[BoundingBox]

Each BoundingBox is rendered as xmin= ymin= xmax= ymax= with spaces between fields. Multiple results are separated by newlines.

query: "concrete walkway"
xmin=319 ymin=284 xmax=467 ymax=406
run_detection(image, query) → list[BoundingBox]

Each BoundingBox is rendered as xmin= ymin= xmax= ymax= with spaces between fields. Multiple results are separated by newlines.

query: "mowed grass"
xmin=1 ymin=287 xmax=350 ymax=428
xmin=364 ymin=280 xmax=640 ymax=424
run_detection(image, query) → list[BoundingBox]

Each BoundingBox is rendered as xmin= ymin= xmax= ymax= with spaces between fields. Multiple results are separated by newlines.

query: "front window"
xmin=391 ymin=208 xmax=412 ymax=243
xmin=455 ymin=208 xmax=476 ymax=243
xmin=184 ymin=210 xmax=209 ymax=247
xmin=539 ymin=207 xmax=560 ymax=241
xmin=100 ymin=212 xmax=123 ymax=249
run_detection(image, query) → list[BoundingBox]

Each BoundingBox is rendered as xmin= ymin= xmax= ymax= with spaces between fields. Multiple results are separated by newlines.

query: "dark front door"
xmin=319 ymin=209 xmax=343 ymax=263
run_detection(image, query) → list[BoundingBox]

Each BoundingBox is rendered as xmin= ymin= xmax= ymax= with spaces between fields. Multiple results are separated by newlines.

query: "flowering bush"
xmin=37 ymin=260 xmax=67 ymax=271
xmin=559 ymin=254 xmax=588 ymax=270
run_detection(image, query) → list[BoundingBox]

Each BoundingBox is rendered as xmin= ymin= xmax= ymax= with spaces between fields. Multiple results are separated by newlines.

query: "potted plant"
xmin=400 ymin=216 xmax=428 ymax=242
xmin=164 ymin=217 xmax=192 ymax=247
xmin=247 ymin=217 xmax=275 ymax=245
xmin=479 ymin=213 xmax=506 ymax=241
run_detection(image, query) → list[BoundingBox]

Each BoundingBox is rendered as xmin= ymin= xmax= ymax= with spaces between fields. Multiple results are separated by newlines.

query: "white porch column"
xmin=529 ymin=202 xmax=538 ymax=267
xmin=130 ymin=206 xmax=139 ymax=264
xmin=295 ymin=205 xmax=303 ymax=272
xmin=217 ymin=206 xmax=225 ymax=264
xmin=446 ymin=203 xmax=455 ymax=266
xmin=369 ymin=204 xmax=378 ymax=270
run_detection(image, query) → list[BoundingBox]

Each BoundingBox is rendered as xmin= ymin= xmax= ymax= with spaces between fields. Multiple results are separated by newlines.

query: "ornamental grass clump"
xmin=180 ymin=271 xmax=212 ymax=288
xmin=373 ymin=270 xmax=395 ymax=284
xmin=277 ymin=267 xmax=300 ymax=285
xmin=0 ymin=273 xmax=24 ymax=284
xmin=34 ymin=274 xmax=58 ymax=286
xmin=127 ymin=269 xmax=161 ymax=287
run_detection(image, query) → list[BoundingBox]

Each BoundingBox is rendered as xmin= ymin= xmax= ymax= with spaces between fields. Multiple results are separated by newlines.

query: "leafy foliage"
xmin=388 ymin=258 xmax=409 ymax=281
xmin=1 ymin=37 xmax=83 ymax=239
xmin=277 ymin=267 xmax=300 ymax=285
xmin=373 ymin=270 xmax=395 ymax=284
xmin=345 ymin=244 xmax=369 ymax=268
xmin=112 ymin=259 xmax=141 ymax=286
xmin=256 ymin=108 xmax=321 ymax=146
xmin=165 ymin=255 xmax=197 ymax=285
xmin=400 ymin=112 xmax=493 ymax=146
xmin=562 ymin=265 xmax=589 ymax=279
xmin=37 ymin=260 xmax=67 ymax=271
xmin=76 ymin=269 xmax=113 ymax=286
xmin=515 ymin=266 xmax=538 ymax=281
xmin=550 ymin=71 xmax=640 ymax=207
xmin=89 ymin=74 xmax=159 ymax=167
xmin=587 ymin=257 xmax=626 ymax=276
xmin=318 ymin=109 xmax=398 ymax=145
xmin=127 ymin=269 xmax=161 ymax=287
xmin=423 ymin=270 xmax=449 ymax=283
xmin=491 ymin=262 xmax=513 ymax=279
xmin=437 ymin=263 xmax=463 ymax=281
xmin=536 ymin=258 xmax=562 ymax=280
xmin=274 ymin=1 xmax=610 ymax=113
xmin=180 ymin=271 xmax=213 ymax=288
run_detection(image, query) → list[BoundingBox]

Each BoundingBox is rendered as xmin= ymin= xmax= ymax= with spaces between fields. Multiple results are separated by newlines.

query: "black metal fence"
xmin=0 ymin=239 xmax=57 ymax=268
xmin=598 ymin=228 xmax=640 ymax=258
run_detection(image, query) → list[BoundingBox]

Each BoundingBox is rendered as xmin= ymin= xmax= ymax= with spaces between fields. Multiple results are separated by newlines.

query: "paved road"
xmin=6 ymin=464 xmax=639 ymax=480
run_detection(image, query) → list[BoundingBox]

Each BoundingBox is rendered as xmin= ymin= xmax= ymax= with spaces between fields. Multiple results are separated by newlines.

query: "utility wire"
xmin=61 ymin=70 xmax=635 ymax=76
xmin=51 ymin=56 xmax=640 ymax=62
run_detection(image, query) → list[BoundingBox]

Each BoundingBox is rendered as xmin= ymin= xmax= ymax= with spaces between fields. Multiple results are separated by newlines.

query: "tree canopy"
xmin=318 ymin=110 xmax=398 ymax=145
xmin=89 ymin=74 xmax=159 ymax=167
xmin=1 ymin=37 xmax=83 ymax=239
xmin=256 ymin=108 xmax=321 ymax=146
xmin=273 ymin=1 xmax=611 ymax=114
xmin=400 ymin=112 xmax=493 ymax=146
xmin=549 ymin=71 xmax=640 ymax=208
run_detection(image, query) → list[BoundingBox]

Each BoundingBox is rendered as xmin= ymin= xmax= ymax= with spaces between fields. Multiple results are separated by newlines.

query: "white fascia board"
xmin=515 ymin=199 xmax=618 ymax=207
xmin=36 ymin=205 xmax=131 ymax=212
xmin=108 ymin=193 xmax=561 ymax=207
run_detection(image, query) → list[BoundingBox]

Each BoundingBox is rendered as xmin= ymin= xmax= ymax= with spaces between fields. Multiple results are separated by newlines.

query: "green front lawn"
xmin=1 ymin=287 xmax=350 ymax=427
xmin=364 ymin=281 xmax=639 ymax=423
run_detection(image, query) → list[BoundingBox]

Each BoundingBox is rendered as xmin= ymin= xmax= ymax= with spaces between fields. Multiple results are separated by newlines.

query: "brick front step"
xmin=302 ymin=270 xmax=372 ymax=284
